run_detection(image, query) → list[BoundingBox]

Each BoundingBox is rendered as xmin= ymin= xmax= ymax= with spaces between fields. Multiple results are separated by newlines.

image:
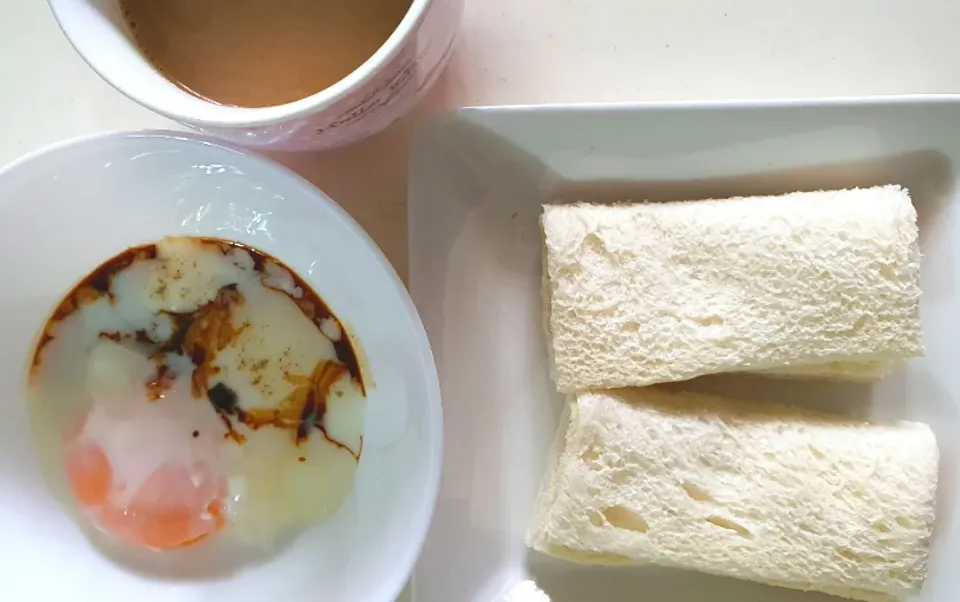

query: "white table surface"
xmin=3 ymin=0 xmax=960 ymax=599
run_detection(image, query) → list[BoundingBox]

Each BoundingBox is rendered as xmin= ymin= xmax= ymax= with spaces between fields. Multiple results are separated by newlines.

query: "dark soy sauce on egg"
xmin=26 ymin=236 xmax=369 ymax=556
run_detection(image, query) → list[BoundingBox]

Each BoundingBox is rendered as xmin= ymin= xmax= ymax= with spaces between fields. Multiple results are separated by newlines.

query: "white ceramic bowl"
xmin=48 ymin=0 xmax=463 ymax=151
xmin=0 ymin=131 xmax=442 ymax=602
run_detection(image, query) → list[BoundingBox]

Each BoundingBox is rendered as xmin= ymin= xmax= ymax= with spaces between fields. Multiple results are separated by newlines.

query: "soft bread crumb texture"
xmin=759 ymin=359 xmax=890 ymax=381
xmin=541 ymin=186 xmax=923 ymax=392
xmin=526 ymin=388 xmax=939 ymax=602
xmin=499 ymin=580 xmax=551 ymax=602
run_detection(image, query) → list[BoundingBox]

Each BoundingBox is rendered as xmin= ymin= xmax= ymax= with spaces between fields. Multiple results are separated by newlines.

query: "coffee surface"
xmin=121 ymin=0 xmax=413 ymax=108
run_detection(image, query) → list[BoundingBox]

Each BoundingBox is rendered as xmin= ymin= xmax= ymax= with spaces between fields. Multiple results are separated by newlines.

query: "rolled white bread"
xmin=541 ymin=186 xmax=922 ymax=391
xmin=527 ymin=387 xmax=939 ymax=602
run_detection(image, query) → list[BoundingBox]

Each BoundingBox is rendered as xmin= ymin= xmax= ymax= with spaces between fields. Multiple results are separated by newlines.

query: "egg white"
xmin=80 ymin=341 xmax=232 ymax=508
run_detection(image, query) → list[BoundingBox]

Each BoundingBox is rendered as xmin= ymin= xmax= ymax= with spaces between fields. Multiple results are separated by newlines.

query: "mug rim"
xmin=47 ymin=0 xmax=432 ymax=129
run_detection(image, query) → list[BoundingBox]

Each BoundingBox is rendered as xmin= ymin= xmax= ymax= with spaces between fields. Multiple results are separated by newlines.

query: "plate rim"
xmin=454 ymin=92 xmax=960 ymax=114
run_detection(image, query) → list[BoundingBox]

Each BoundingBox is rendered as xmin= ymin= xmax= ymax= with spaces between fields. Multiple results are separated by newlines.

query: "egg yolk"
xmin=65 ymin=441 xmax=226 ymax=550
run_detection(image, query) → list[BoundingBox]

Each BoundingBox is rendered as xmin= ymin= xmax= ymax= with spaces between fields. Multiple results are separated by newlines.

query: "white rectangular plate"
xmin=407 ymin=98 xmax=960 ymax=602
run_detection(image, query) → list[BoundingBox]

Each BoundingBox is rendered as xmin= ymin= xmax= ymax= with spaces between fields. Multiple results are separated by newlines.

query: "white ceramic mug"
xmin=48 ymin=0 xmax=463 ymax=151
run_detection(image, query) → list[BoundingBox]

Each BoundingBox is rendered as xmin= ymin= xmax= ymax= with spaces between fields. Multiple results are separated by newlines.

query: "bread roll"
xmin=527 ymin=387 xmax=939 ymax=602
xmin=541 ymin=186 xmax=922 ymax=391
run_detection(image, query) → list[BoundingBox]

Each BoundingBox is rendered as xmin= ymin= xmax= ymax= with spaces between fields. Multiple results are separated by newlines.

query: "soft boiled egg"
xmin=26 ymin=236 xmax=367 ymax=555
xmin=66 ymin=342 xmax=230 ymax=550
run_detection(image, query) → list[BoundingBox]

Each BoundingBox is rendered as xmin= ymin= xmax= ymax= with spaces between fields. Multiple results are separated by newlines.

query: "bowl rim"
xmin=0 ymin=129 xmax=444 ymax=602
